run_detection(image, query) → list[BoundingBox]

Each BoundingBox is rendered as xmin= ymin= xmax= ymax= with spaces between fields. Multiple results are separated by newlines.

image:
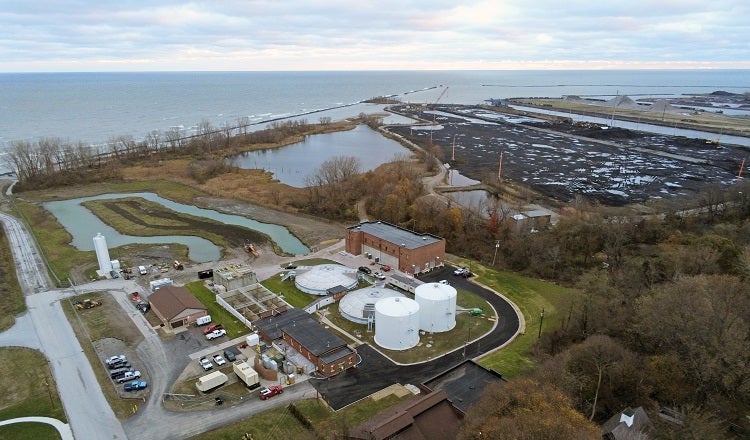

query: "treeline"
xmin=358 ymin=172 xmax=750 ymax=437
xmin=5 ymin=117 xmax=326 ymax=191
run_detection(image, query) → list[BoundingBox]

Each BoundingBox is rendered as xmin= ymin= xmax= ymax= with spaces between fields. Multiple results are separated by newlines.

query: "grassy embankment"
xmin=510 ymin=97 xmax=750 ymax=137
xmin=452 ymin=258 xmax=577 ymax=378
xmin=190 ymin=394 xmax=408 ymax=440
xmin=0 ymin=348 xmax=66 ymax=439
xmin=0 ymin=227 xmax=25 ymax=331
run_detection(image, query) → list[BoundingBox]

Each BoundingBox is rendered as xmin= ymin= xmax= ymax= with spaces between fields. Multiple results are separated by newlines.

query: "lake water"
xmin=228 ymin=125 xmax=411 ymax=187
xmin=43 ymin=192 xmax=310 ymax=262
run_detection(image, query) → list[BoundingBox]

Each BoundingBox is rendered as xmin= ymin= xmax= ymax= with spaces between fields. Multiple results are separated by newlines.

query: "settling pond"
xmin=228 ymin=124 xmax=411 ymax=187
xmin=43 ymin=192 xmax=309 ymax=262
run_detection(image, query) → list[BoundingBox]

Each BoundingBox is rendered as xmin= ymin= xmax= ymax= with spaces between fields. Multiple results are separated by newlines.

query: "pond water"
xmin=445 ymin=190 xmax=501 ymax=216
xmin=43 ymin=192 xmax=309 ymax=262
xmin=227 ymin=124 xmax=412 ymax=187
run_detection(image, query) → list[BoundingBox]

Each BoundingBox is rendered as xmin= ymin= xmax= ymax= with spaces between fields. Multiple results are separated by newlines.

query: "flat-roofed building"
xmin=345 ymin=221 xmax=445 ymax=275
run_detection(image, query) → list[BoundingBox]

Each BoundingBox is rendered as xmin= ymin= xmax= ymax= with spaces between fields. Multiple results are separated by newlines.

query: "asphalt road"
xmin=0 ymin=210 xmax=128 ymax=439
xmin=0 ymin=201 xmax=346 ymax=439
xmin=311 ymin=265 xmax=521 ymax=410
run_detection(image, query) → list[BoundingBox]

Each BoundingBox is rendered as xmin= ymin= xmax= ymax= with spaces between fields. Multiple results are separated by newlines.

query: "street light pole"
xmin=538 ymin=308 xmax=545 ymax=339
xmin=491 ymin=241 xmax=500 ymax=266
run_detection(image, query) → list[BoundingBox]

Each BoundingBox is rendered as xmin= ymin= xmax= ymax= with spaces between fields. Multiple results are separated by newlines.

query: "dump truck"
xmin=195 ymin=371 xmax=228 ymax=392
xmin=233 ymin=361 xmax=260 ymax=389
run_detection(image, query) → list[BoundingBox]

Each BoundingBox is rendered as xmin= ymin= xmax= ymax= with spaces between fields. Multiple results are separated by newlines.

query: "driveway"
xmin=311 ymin=265 xmax=521 ymax=410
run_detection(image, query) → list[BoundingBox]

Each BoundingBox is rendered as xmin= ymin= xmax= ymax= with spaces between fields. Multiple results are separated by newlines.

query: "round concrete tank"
xmin=93 ymin=233 xmax=112 ymax=273
xmin=415 ymin=282 xmax=457 ymax=333
xmin=374 ymin=297 xmax=420 ymax=351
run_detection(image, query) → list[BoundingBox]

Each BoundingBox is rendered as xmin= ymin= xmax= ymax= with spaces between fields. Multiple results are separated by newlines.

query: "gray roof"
xmin=423 ymin=360 xmax=505 ymax=414
xmin=349 ymin=221 xmax=442 ymax=250
xmin=282 ymin=319 xmax=348 ymax=357
xmin=252 ymin=308 xmax=311 ymax=340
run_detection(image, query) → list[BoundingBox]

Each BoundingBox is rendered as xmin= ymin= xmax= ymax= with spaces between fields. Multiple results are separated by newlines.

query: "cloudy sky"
xmin=2 ymin=0 xmax=748 ymax=72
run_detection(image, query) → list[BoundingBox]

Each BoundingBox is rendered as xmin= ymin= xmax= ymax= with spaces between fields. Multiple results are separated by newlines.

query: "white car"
xmin=206 ymin=329 xmax=227 ymax=340
xmin=373 ymin=271 xmax=386 ymax=280
xmin=105 ymin=355 xmax=127 ymax=366
xmin=212 ymin=354 xmax=227 ymax=366
xmin=199 ymin=357 xmax=213 ymax=371
xmin=453 ymin=267 xmax=468 ymax=276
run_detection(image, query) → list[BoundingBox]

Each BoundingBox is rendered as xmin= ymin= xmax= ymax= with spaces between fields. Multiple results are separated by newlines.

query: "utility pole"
xmin=538 ymin=308 xmax=545 ymax=339
xmin=491 ymin=241 xmax=500 ymax=266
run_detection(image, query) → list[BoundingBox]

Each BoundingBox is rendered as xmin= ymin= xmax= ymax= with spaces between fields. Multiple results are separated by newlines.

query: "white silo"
xmin=93 ymin=233 xmax=112 ymax=273
xmin=374 ymin=297 xmax=420 ymax=351
xmin=415 ymin=282 xmax=457 ymax=333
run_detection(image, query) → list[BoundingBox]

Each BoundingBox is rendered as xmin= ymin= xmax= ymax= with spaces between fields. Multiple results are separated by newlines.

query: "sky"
xmin=1 ymin=0 xmax=749 ymax=72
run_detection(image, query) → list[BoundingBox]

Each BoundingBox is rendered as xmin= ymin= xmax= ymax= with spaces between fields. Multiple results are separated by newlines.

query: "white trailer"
xmin=233 ymin=361 xmax=260 ymax=389
xmin=195 ymin=371 xmax=228 ymax=392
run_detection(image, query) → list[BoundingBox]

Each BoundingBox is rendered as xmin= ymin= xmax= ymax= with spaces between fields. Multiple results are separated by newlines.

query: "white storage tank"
xmin=415 ymin=282 xmax=457 ymax=333
xmin=374 ymin=297 xmax=420 ymax=351
xmin=93 ymin=233 xmax=112 ymax=273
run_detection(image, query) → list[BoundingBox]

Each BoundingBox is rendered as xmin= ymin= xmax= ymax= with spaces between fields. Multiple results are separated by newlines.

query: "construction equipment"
xmin=173 ymin=260 xmax=184 ymax=270
xmin=244 ymin=243 xmax=260 ymax=257
xmin=74 ymin=299 xmax=102 ymax=310
xmin=429 ymin=86 xmax=449 ymax=109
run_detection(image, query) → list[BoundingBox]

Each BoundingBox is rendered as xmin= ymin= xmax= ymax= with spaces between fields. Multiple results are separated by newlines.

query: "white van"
xmin=138 ymin=265 xmax=147 ymax=275
xmin=195 ymin=315 xmax=212 ymax=326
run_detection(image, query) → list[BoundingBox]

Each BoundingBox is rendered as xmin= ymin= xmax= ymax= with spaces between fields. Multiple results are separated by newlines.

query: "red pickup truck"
xmin=259 ymin=385 xmax=283 ymax=400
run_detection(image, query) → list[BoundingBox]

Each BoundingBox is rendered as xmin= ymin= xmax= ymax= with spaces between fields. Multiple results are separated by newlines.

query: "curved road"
xmin=311 ymin=265 xmax=521 ymax=410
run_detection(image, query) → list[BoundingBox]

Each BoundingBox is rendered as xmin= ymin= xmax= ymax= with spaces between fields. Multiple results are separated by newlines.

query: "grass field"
xmin=260 ymin=258 xmax=340 ymax=309
xmin=0 ymin=227 xmax=25 ymax=332
xmin=190 ymin=393 xmax=409 ymax=440
xmin=454 ymin=259 xmax=578 ymax=378
xmin=0 ymin=347 xmax=66 ymax=439
xmin=185 ymin=281 xmax=252 ymax=338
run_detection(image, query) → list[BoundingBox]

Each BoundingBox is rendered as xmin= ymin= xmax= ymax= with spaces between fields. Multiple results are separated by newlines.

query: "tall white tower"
xmin=93 ymin=233 xmax=112 ymax=273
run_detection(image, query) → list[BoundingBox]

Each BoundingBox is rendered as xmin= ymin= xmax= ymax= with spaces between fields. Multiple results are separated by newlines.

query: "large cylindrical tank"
xmin=415 ymin=282 xmax=457 ymax=333
xmin=374 ymin=297 xmax=420 ymax=351
xmin=93 ymin=233 xmax=112 ymax=273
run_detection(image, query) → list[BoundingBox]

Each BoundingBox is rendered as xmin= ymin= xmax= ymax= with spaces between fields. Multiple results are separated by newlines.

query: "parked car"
xmin=212 ymin=354 xmax=227 ymax=366
xmin=358 ymin=266 xmax=372 ymax=274
xmin=116 ymin=370 xmax=142 ymax=383
xmin=199 ymin=357 xmax=213 ymax=371
xmin=135 ymin=302 xmax=150 ymax=313
xmin=105 ymin=355 xmax=126 ymax=366
xmin=285 ymin=263 xmax=297 ymax=269
xmin=110 ymin=367 xmax=134 ymax=379
xmin=259 ymin=385 xmax=283 ymax=400
xmin=108 ymin=361 xmax=131 ymax=370
xmin=123 ymin=380 xmax=148 ymax=392
xmin=206 ymin=329 xmax=227 ymax=340
xmin=453 ymin=267 xmax=469 ymax=276
xmin=202 ymin=323 xmax=224 ymax=335
xmin=373 ymin=271 xmax=386 ymax=280
xmin=223 ymin=349 xmax=237 ymax=362
xmin=381 ymin=265 xmax=391 ymax=272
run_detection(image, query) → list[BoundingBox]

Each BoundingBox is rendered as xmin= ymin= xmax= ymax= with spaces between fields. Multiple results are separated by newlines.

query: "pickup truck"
xmin=116 ymin=370 xmax=142 ymax=383
xmin=206 ymin=329 xmax=227 ymax=340
xmin=259 ymin=385 xmax=283 ymax=400
xmin=124 ymin=380 xmax=148 ymax=392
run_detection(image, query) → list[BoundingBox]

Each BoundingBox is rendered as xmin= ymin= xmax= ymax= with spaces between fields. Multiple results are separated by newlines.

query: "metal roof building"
xmin=345 ymin=221 xmax=446 ymax=275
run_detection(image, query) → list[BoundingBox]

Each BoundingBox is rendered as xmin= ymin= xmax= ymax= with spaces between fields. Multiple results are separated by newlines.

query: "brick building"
xmin=253 ymin=308 xmax=357 ymax=377
xmin=345 ymin=221 xmax=446 ymax=275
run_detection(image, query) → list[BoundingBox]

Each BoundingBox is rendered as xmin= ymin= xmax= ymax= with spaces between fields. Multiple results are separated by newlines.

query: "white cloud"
xmin=0 ymin=0 xmax=748 ymax=71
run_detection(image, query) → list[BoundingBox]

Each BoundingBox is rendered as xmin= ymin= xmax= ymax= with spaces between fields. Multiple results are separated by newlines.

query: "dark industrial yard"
xmin=387 ymin=104 xmax=749 ymax=206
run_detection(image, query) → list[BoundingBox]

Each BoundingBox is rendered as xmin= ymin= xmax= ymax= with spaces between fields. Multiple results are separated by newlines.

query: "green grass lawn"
xmin=260 ymin=258 xmax=340 ymax=309
xmin=454 ymin=259 xmax=579 ymax=378
xmin=0 ymin=228 xmax=25 ymax=332
xmin=185 ymin=281 xmax=253 ymax=337
xmin=0 ymin=348 xmax=66 ymax=439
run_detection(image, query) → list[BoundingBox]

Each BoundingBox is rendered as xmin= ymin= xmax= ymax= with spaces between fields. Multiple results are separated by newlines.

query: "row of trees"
xmin=5 ymin=117 xmax=321 ymax=191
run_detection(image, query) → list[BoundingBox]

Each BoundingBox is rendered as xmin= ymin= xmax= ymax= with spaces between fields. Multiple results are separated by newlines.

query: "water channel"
xmin=510 ymin=105 xmax=750 ymax=147
xmin=43 ymin=192 xmax=309 ymax=262
xmin=228 ymin=124 xmax=412 ymax=187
